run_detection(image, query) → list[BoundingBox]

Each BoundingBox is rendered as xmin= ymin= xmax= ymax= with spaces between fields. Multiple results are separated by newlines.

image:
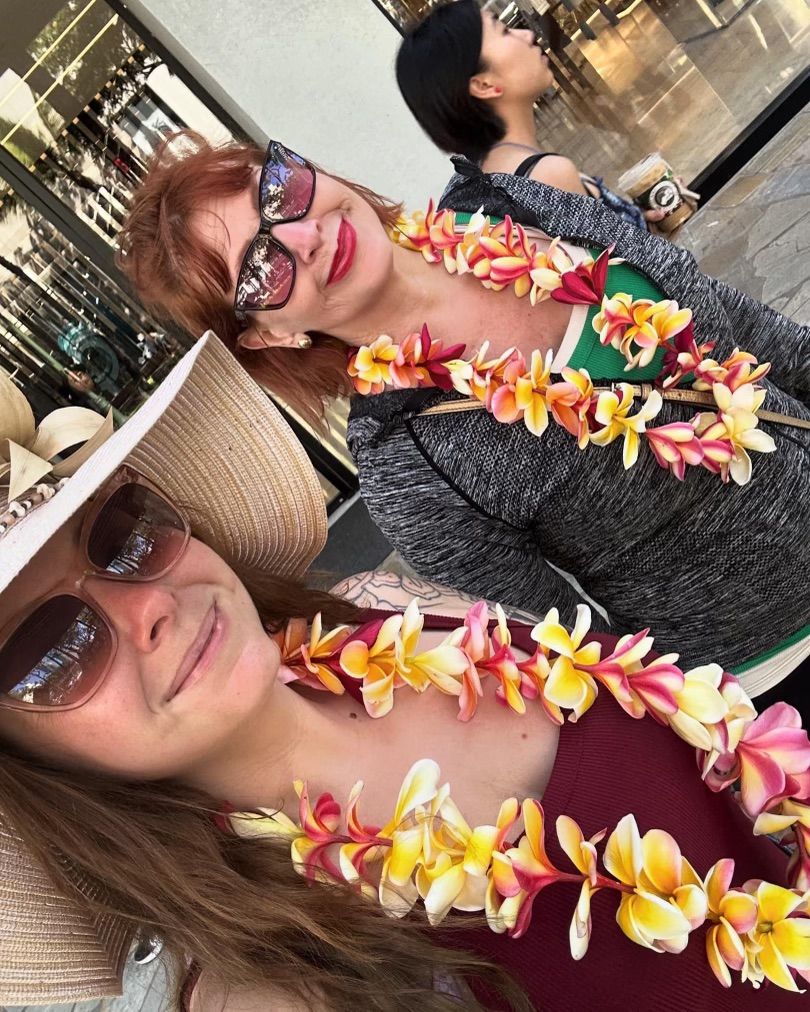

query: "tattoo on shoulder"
xmin=330 ymin=570 xmax=541 ymax=624
xmin=329 ymin=570 xmax=471 ymax=610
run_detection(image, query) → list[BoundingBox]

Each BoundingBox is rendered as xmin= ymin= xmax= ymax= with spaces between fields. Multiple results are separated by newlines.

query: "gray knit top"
xmin=347 ymin=161 xmax=810 ymax=672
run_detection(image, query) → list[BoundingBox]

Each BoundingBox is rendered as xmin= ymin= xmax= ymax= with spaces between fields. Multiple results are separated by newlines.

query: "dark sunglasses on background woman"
xmin=233 ymin=140 xmax=316 ymax=324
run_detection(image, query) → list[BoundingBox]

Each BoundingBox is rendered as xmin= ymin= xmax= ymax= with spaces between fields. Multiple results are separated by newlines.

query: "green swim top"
xmin=568 ymin=256 xmax=666 ymax=382
xmin=452 ymin=212 xmax=666 ymax=382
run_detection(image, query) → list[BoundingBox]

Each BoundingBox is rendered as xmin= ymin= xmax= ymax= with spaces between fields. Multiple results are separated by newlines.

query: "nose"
xmin=519 ymin=28 xmax=536 ymax=44
xmin=271 ymin=218 xmax=323 ymax=266
xmin=85 ymin=577 xmax=176 ymax=655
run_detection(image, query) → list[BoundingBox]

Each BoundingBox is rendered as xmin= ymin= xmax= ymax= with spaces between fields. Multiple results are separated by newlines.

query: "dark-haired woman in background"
xmin=396 ymin=0 xmax=669 ymax=231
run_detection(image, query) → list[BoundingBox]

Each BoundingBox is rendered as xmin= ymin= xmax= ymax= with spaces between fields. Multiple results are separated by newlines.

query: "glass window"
xmin=0 ymin=183 xmax=189 ymax=423
xmin=0 ymin=1 xmax=232 ymax=245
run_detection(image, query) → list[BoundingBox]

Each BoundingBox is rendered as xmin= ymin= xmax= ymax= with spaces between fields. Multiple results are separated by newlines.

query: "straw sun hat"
xmin=0 ymin=332 xmax=327 ymax=1004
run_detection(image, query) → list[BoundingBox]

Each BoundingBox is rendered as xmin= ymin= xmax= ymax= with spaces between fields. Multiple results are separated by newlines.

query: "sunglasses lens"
xmin=260 ymin=145 xmax=314 ymax=221
xmin=87 ymin=482 xmax=187 ymax=579
xmin=235 ymin=235 xmax=295 ymax=313
xmin=0 ymin=596 xmax=112 ymax=708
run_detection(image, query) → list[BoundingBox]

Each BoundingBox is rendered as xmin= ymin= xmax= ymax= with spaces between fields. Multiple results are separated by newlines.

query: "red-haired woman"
xmin=117 ymin=134 xmax=810 ymax=722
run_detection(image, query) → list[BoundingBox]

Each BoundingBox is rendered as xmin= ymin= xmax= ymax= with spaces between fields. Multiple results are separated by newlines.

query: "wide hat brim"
xmin=0 ymin=332 xmax=327 ymax=1003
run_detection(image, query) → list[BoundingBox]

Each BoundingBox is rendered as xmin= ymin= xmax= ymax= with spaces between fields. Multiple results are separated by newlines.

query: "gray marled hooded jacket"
xmin=347 ymin=161 xmax=810 ymax=671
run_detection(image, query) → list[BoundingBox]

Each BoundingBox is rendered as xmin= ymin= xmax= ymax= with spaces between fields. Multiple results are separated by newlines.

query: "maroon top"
xmin=186 ymin=611 xmax=798 ymax=1010
xmin=397 ymin=611 xmax=794 ymax=1010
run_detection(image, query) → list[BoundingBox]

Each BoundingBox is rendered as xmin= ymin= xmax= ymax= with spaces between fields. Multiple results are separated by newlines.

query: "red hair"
xmin=117 ymin=132 xmax=403 ymax=424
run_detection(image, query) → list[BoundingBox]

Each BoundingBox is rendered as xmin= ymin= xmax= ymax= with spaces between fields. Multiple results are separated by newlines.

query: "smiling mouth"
xmin=327 ymin=218 xmax=357 ymax=286
xmin=167 ymin=604 xmax=223 ymax=701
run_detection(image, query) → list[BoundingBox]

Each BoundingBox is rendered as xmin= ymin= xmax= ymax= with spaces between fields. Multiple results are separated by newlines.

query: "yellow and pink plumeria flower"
xmin=606 ymin=815 xmax=708 ymax=955
xmin=593 ymin=295 xmax=692 ymax=371
xmin=646 ymin=420 xmax=703 ymax=479
xmin=745 ymin=883 xmax=810 ymax=991
xmin=705 ymin=702 xmax=810 ymax=817
xmin=387 ymin=324 xmax=466 ymax=392
xmin=544 ymin=368 xmax=595 ymax=449
xmin=645 ymin=419 xmax=724 ymax=481
xmin=704 ymin=858 xmax=759 ymax=987
xmin=346 ymin=335 xmax=398 ymax=395
xmin=589 ymin=383 xmax=663 ymax=468
xmin=702 ymin=861 xmax=810 ymax=993
xmin=530 ymin=605 xmax=601 ymax=720
xmin=694 ymin=383 xmax=776 ymax=485
xmin=693 ymin=348 xmax=771 ymax=392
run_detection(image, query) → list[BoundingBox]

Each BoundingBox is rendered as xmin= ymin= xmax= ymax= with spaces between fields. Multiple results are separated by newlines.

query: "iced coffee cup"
xmin=618 ymin=154 xmax=695 ymax=233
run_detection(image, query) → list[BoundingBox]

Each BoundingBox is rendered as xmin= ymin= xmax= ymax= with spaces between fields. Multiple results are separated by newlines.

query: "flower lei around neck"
xmin=223 ymin=601 xmax=810 ymax=994
xmin=346 ymin=204 xmax=775 ymax=485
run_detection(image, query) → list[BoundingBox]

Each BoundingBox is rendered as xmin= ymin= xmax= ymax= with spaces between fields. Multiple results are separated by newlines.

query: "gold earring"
xmin=297 ymin=336 xmax=312 ymax=349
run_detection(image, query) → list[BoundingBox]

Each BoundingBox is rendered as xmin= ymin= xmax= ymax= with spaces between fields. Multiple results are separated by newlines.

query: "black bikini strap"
xmin=514 ymin=152 xmax=557 ymax=177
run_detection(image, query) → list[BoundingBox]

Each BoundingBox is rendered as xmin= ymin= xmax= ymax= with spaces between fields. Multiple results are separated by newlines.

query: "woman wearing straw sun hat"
xmin=1 ymin=334 xmax=809 ymax=1011
xmin=0 ymin=332 xmax=328 ymax=1003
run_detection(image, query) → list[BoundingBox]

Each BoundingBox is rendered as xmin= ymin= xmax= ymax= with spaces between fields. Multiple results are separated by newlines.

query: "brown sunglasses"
xmin=0 ymin=466 xmax=190 ymax=713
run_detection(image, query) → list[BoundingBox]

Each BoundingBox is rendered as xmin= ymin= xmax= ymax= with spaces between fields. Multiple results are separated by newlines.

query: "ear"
xmin=469 ymin=74 xmax=502 ymax=101
xmin=237 ymin=326 xmax=308 ymax=352
xmin=237 ymin=326 xmax=274 ymax=351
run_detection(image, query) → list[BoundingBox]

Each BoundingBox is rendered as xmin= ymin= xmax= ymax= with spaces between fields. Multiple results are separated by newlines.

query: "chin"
xmin=533 ymin=72 xmax=553 ymax=96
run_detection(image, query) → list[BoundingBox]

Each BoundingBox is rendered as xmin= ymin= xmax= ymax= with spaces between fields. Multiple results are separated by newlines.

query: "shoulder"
xmin=346 ymin=389 xmax=445 ymax=450
xmin=189 ymin=972 xmax=329 ymax=1012
xmin=351 ymin=400 xmax=575 ymax=531
xmin=479 ymin=149 xmax=586 ymax=196
xmin=525 ymin=155 xmax=588 ymax=195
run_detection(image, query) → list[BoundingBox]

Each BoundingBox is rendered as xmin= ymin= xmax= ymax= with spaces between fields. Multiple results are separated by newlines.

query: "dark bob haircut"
xmin=396 ymin=0 xmax=505 ymax=163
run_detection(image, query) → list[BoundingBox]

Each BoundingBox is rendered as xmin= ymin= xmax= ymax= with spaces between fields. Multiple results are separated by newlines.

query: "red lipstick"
xmin=327 ymin=218 xmax=356 ymax=286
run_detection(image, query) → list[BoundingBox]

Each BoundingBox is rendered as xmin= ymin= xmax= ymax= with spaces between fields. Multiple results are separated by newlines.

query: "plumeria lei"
xmin=223 ymin=601 xmax=810 ymax=994
xmin=346 ymin=204 xmax=776 ymax=484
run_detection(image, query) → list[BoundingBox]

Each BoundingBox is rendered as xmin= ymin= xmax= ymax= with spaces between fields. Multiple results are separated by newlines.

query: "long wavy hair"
xmin=0 ymin=545 xmax=530 ymax=1011
xmin=396 ymin=0 xmax=505 ymax=163
xmin=116 ymin=132 xmax=403 ymax=427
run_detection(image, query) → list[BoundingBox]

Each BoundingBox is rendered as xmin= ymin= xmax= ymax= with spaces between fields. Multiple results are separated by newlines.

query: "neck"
xmin=331 ymin=227 xmax=573 ymax=362
xmin=493 ymin=98 xmax=541 ymax=152
xmin=327 ymin=243 xmax=455 ymax=348
xmin=181 ymin=676 xmax=356 ymax=811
